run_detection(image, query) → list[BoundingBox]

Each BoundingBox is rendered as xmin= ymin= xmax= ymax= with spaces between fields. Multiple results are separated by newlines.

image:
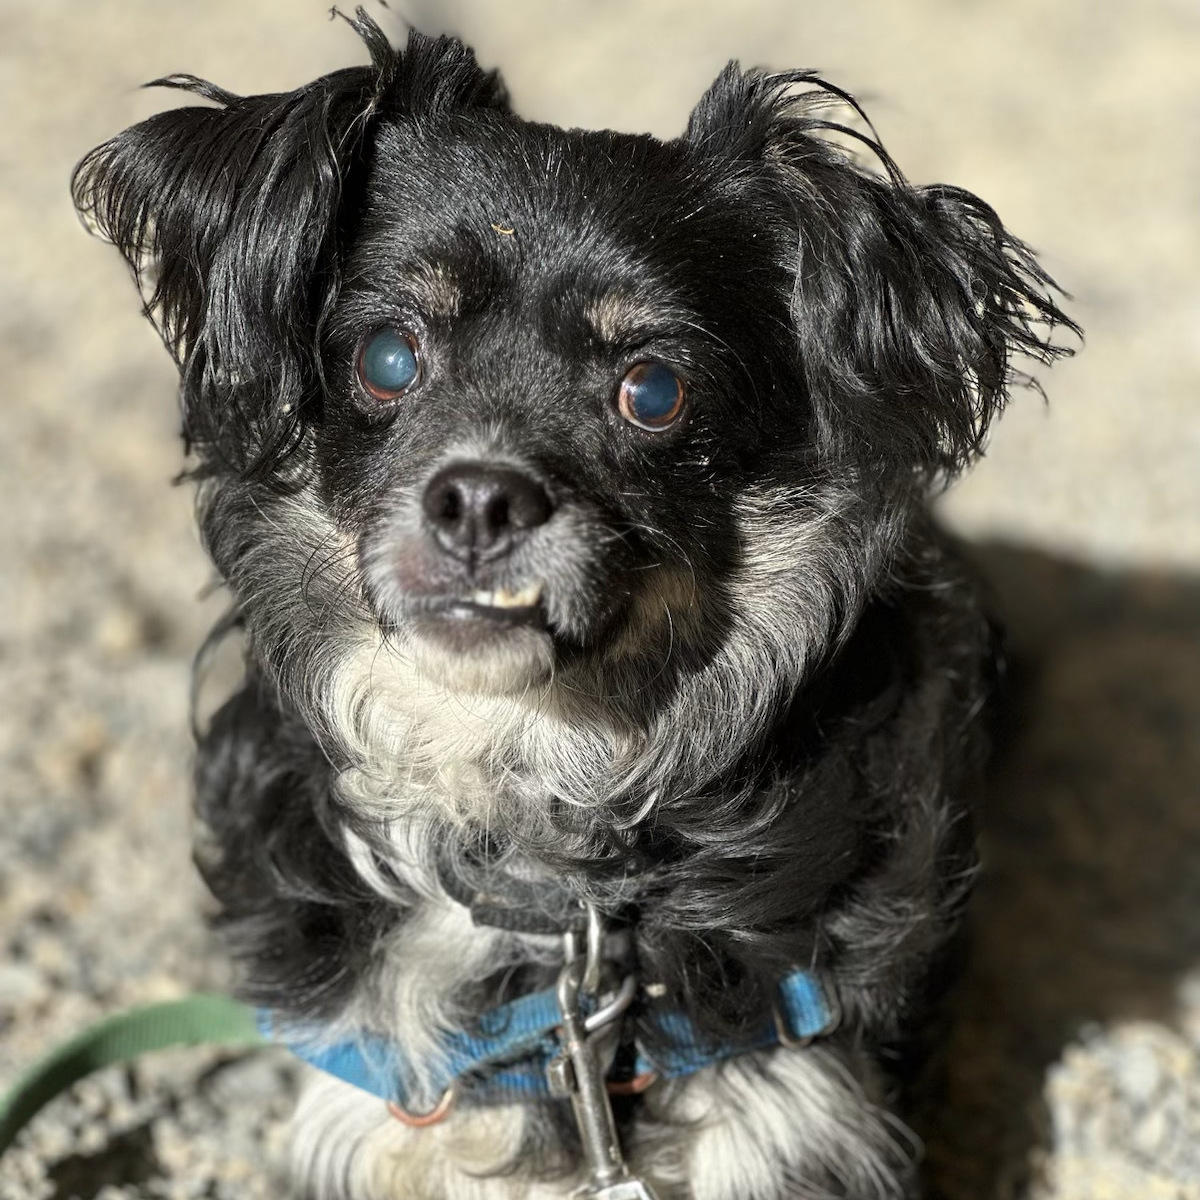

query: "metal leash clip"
xmin=547 ymin=905 xmax=661 ymax=1200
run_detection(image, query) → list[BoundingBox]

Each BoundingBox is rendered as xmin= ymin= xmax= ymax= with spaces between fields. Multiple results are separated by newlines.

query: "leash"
xmin=1 ymin=918 xmax=838 ymax=1192
xmin=0 ymin=993 xmax=265 ymax=1155
xmin=1 ymin=973 xmax=835 ymax=1152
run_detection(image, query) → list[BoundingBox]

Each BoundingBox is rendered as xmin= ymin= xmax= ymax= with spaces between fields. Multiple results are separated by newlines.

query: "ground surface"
xmin=1 ymin=1 xmax=1198 ymax=1197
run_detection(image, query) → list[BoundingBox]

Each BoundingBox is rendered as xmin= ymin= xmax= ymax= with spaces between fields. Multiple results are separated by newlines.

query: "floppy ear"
xmin=71 ymin=15 xmax=507 ymax=478
xmin=688 ymin=64 xmax=1078 ymax=484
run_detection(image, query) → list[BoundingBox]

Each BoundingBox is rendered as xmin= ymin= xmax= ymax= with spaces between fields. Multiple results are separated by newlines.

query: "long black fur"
xmin=74 ymin=13 xmax=1076 ymax=1197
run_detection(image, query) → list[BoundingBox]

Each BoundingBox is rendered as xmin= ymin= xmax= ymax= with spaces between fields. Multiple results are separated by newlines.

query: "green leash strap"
xmin=0 ymin=993 xmax=265 ymax=1155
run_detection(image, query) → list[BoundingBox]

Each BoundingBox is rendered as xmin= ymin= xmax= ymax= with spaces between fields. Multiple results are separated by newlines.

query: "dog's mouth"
xmin=417 ymin=580 xmax=547 ymax=630
xmin=398 ymin=578 xmax=555 ymax=693
xmin=360 ymin=489 xmax=626 ymax=692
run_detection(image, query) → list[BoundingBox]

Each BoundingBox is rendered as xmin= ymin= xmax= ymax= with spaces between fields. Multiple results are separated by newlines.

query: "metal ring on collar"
xmin=584 ymin=973 xmax=638 ymax=1034
xmin=583 ymin=904 xmax=604 ymax=995
xmin=386 ymin=1082 xmax=457 ymax=1128
xmin=606 ymin=1070 xmax=659 ymax=1096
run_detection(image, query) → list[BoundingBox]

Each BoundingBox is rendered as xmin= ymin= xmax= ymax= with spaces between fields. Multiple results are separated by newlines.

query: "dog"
xmin=72 ymin=11 xmax=1075 ymax=1198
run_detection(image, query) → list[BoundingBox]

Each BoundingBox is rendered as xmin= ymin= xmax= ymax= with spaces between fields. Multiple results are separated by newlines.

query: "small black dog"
xmin=73 ymin=13 xmax=1074 ymax=1198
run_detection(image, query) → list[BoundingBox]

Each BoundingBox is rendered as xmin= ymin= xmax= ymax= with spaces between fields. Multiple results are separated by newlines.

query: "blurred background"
xmin=1 ymin=1 xmax=1198 ymax=1196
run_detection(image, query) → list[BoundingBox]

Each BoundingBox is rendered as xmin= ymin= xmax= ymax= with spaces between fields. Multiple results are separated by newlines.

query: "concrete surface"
xmin=1 ymin=1 xmax=1198 ymax=1196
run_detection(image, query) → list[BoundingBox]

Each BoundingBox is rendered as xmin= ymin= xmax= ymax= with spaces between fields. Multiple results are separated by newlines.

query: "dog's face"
xmin=322 ymin=114 xmax=804 ymax=694
xmin=73 ymin=25 xmax=1070 ymax=793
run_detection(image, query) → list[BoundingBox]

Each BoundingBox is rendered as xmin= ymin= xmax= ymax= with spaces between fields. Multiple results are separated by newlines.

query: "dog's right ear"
xmin=71 ymin=15 xmax=507 ymax=479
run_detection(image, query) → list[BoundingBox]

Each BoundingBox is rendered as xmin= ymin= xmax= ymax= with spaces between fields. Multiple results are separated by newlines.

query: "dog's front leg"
xmin=291 ymin=1073 xmax=582 ymax=1200
xmin=629 ymin=1049 xmax=918 ymax=1200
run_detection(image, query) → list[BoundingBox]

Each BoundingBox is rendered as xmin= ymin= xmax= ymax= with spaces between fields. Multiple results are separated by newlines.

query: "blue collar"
xmin=258 ymin=968 xmax=837 ymax=1111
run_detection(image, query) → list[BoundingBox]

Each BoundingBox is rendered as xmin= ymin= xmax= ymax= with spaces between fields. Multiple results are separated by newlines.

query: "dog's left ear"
xmin=688 ymin=65 xmax=1079 ymax=483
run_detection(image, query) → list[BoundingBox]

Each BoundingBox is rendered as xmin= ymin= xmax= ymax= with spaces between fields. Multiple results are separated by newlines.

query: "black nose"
xmin=422 ymin=462 xmax=554 ymax=563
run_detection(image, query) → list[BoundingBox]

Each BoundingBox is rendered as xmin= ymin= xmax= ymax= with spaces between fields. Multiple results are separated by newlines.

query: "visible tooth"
xmin=473 ymin=582 xmax=543 ymax=609
xmin=514 ymin=582 xmax=543 ymax=606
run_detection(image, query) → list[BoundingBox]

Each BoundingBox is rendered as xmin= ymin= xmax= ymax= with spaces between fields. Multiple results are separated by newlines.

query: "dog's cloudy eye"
xmin=357 ymin=328 xmax=420 ymax=401
xmin=617 ymin=362 xmax=684 ymax=431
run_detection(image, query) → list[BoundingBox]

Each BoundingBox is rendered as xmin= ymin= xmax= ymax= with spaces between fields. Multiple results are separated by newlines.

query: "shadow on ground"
xmin=920 ymin=542 xmax=1200 ymax=1198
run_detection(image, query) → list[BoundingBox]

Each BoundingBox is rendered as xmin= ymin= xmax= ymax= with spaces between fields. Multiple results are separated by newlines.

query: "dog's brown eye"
xmin=357 ymin=328 xmax=420 ymax=401
xmin=617 ymin=362 xmax=685 ymax=431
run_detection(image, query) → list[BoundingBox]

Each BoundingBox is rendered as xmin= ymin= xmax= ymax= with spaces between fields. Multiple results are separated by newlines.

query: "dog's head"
xmin=73 ymin=17 xmax=1073 ymax=821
